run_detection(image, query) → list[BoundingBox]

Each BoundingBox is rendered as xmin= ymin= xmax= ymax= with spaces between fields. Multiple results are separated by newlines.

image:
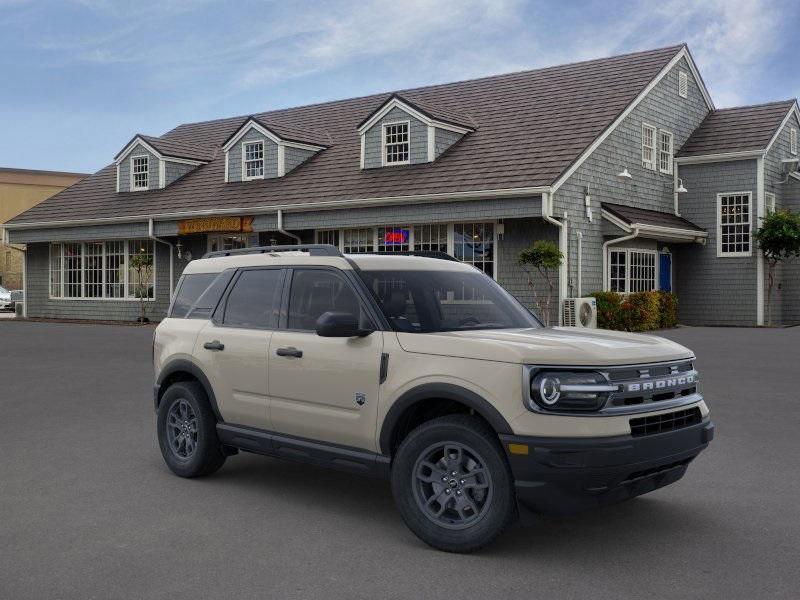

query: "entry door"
xmin=659 ymin=253 xmax=672 ymax=292
xmin=268 ymin=268 xmax=383 ymax=451
xmin=193 ymin=268 xmax=284 ymax=429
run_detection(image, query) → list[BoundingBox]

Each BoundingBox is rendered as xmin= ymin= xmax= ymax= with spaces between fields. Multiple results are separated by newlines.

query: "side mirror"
xmin=315 ymin=311 xmax=374 ymax=337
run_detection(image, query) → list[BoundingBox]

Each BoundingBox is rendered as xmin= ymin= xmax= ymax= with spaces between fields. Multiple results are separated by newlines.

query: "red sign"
xmin=384 ymin=229 xmax=409 ymax=245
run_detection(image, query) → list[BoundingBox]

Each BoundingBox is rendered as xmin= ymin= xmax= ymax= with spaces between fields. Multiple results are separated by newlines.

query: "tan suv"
xmin=153 ymin=244 xmax=713 ymax=552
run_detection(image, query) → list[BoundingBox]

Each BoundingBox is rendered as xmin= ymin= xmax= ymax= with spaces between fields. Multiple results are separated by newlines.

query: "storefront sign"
xmin=383 ymin=228 xmax=409 ymax=245
xmin=178 ymin=216 xmax=253 ymax=235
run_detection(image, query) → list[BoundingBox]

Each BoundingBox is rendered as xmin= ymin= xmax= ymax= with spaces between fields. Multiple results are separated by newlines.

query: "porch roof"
xmin=601 ymin=203 xmax=707 ymax=242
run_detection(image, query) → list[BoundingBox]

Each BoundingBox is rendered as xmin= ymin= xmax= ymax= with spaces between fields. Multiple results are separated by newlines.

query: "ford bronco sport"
xmin=153 ymin=244 xmax=713 ymax=552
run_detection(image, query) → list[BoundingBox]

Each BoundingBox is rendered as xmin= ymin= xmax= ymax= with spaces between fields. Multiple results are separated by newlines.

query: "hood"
xmin=396 ymin=327 xmax=693 ymax=366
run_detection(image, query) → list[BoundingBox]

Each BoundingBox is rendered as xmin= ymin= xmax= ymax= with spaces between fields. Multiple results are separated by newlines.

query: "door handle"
xmin=276 ymin=347 xmax=303 ymax=358
xmin=203 ymin=340 xmax=225 ymax=351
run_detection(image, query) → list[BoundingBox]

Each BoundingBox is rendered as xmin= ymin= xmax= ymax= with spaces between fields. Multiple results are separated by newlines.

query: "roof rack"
xmin=203 ymin=244 xmax=343 ymax=259
xmin=356 ymin=250 xmax=459 ymax=262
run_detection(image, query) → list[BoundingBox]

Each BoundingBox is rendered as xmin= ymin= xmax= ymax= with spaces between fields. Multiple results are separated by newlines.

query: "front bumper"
xmin=500 ymin=418 xmax=714 ymax=515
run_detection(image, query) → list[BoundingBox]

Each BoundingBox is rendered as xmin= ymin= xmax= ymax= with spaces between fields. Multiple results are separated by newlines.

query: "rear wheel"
xmin=157 ymin=381 xmax=226 ymax=478
xmin=391 ymin=415 xmax=516 ymax=552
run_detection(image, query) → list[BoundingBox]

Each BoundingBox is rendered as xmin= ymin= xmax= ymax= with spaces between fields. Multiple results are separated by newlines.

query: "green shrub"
xmin=589 ymin=290 xmax=678 ymax=331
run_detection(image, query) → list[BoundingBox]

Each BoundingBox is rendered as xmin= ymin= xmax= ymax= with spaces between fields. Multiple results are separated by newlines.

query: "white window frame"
xmin=765 ymin=192 xmax=776 ymax=214
xmin=315 ymin=221 xmax=499 ymax=279
xmin=659 ymin=130 xmax=674 ymax=174
xmin=382 ymin=120 xmax=411 ymax=166
xmin=606 ymin=248 xmax=659 ymax=293
xmin=642 ymin=122 xmax=657 ymax=170
xmin=790 ymin=127 xmax=797 ymax=155
xmin=678 ymin=70 xmax=688 ymax=99
xmin=716 ymin=192 xmax=753 ymax=257
xmin=48 ymin=240 xmax=156 ymax=301
xmin=130 ymin=155 xmax=149 ymax=191
xmin=242 ymin=140 xmax=265 ymax=180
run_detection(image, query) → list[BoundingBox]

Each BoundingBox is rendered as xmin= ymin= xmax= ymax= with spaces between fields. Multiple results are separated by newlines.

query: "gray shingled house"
xmin=4 ymin=44 xmax=800 ymax=326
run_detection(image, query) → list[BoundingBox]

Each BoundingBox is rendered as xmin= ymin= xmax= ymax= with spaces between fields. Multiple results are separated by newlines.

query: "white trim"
xmin=356 ymin=96 xmax=473 ymax=135
xmin=4 ymin=185 xmax=552 ymax=230
xmin=764 ymin=103 xmax=800 ymax=155
xmin=427 ymin=124 xmax=435 ymax=162
xmin=221 ymin=119 xmax=326 ymax=153
xmin=116 ymin=165 xmax=120 ymax=193
xmin=756 ymin=159 xmax=765 ymax=326
xmin=606 ymin=247 xmax=659 ymax=293
xmin=130 ymin=155 xmax=150 ymax=191
xmin=716 ymin=191 xmax=753 ymax=258
xmin=158 ymin=159 xmax=166 ymax=189
xmin=224 ymin=152 xmax=229 ymax=182
xmin=658 ymin=130 xmax=674 ymax=174
xmin=359 ymin=136 xmax=365 ymax=169
xmin=381 ymin=120 xmax=411 ymax=167
xmin=163 ymin=156 xmax=205 ymax=167
xmin=277 ymin=144 xmax=286 ymax=177
xmin=552 ymin=47 xmax=714 ymax=193
xmin=600 ymin=208 xmax=707 ymax=242
xmin=765 ymin=192 xmax=776 ymax=214
xmin=791 ymin=127 xmax=798 ymax=156
xmin=678 ymin=70 xmax=688 ymax=99
xmin=241 ymin=140 xmax=265 ymax=181
xmin=675 ymin=150 xmax=764 ymax=164
xmin=642 ymin=122 xmax=657 ymax=170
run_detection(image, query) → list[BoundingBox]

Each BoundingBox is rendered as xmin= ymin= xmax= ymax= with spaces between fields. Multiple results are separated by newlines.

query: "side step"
xmin=216 ymin=423 xmax=390 ymax=479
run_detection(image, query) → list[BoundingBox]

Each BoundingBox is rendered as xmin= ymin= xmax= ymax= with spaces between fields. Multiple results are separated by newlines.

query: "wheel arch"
xmin=155 ymin=359 xmax=223 ymax=422
xmin=379 ymin=383 xmax=513 ymax=456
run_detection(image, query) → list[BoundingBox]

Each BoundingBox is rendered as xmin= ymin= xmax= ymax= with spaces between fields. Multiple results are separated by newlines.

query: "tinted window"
xmin=287 ymin=269 xmax=365 ymax=330
xmin=171 ymin=273 xmax=217 ymax=318
xmin=358 ymin=269 xmax=540 ymax=332
xmin=222 ymin=269 xmax=282 ymax=329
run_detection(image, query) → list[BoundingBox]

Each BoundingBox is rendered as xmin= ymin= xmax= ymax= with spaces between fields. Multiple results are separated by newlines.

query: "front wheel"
xmin=391 ymin=415 xmax=516 ymax=552
xmin=157 ymin=381 xmax=226 ymax=478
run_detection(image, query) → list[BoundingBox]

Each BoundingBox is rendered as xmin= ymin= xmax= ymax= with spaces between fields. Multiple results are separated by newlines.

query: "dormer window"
xmin=243 ymin=141 xmax=265 ymax=179
xmin=383 ymin=122 xmax=410 ymax=165
xmin=131 ymin=156 xmax=149 ymax=190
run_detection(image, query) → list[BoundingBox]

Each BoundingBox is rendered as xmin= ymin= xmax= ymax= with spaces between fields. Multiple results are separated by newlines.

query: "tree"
xmin=129 ymin=250 xmax=154 ymax=323
xmin=518 ymin=240 xmax=563 ymax=326
xmin=755 ymin=209 xmax=800 ymax=326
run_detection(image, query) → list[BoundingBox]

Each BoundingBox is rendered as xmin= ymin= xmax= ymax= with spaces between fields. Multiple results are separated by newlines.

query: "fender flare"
xmin=155 ymin=359 xmax=224 ymax=422
xmin=379 ymin=383 xmax=513 ymax=455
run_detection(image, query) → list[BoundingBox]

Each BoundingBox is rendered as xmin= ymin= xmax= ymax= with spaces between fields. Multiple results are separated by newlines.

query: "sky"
xmin=1 ymin=0 xmax=798 ymax=173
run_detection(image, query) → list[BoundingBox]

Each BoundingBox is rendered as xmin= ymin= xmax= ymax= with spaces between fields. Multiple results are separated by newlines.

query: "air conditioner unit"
xmin=562 ymin=297 xmax=597 ymax=328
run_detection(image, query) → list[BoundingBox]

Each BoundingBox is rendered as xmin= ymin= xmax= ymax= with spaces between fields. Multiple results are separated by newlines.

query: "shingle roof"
xmin=221 ymin=117 xmax=332 ymax=149
xmin=11 ymin=45 xmax=686 ymax=225
xmin=603 ymin=202 xmax=705 ymax=232
xmin=114 ymin=134 xmax=217 ymax=162
xmin=356 ymin=93 xmax=475 ymax=130
xmin=677 ymin=100 xmax=796 ymax=157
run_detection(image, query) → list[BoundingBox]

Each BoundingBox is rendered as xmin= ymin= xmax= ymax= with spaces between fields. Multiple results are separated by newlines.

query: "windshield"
xmin=0 ymin=285 xmax=9 ymax=295
xmin=358 ymin=269 xmax=541 ymax=333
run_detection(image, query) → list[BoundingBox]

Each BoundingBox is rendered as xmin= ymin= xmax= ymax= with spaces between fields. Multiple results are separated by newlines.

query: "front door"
xmin=193 ymin=268 xmax=284 ymax=429
xmin=659 ymin=253 xmax=672 ymax=292
xmin=268 ymin=268 xmax=383 ymax=451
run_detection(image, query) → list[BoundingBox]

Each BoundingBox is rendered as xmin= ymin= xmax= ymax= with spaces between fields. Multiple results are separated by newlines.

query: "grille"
xmin=606 ymin=361 xmax=698 ymax=409
xmin=629 ymin=407 xmax=702 ymax=437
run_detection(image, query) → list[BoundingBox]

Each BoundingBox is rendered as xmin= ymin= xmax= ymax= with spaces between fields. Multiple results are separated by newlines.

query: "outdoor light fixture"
xmin=176 ymin=240 xmax=183 ymax=259
xmin=676 ymin=178 xmax=688 ymax=193
xmin=584 ymin=186 xmax=593 ymax=222
xmin=616 ymin=167 xmax=633 ymax=181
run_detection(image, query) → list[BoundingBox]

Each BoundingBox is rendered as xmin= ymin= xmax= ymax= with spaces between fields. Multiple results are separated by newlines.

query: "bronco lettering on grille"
xmin=626 ymin=374 xmax=695 ymax=393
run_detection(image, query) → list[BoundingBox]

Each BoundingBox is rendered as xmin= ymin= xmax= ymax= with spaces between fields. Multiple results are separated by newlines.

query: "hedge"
xmin=589 ymin=291 xmax=678 ymax=331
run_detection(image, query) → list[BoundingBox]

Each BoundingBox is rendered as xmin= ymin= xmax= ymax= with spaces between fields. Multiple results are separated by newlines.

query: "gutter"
xmin=148 ymin=219 xmax=175 ymax=298
xmin=276 ymin=209 xmax=301 ymax=244
xmin=542 ymin=192 xmax=567 ymax=324
xmin=602 ymin=228 xmax=639 ymax=291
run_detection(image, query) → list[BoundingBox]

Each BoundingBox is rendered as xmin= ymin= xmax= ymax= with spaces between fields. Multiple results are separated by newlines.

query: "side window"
xmin=222 ymin=269 xmax=282 ymax=329
xmin=171 ymin=273 xmax=217 ymax=318
xmin=287 ymin=269 xmax=364 ymax=330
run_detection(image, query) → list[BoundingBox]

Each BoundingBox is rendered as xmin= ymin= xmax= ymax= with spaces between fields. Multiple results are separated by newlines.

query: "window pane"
xmin=719 ymin=194 xmax=751 ymax=255
xmin=244 ymin=141 xmax=264 ymax=178
xmin=316 ymin=230 xmax=339 ymax=247
xmin=287 ymin=269 xmax=363 ymax=330
xmin=63 ymin=243 xmax=82 ymax=298
xmin=223 ymin=269 xmax=282 ymax=329
xmin=128 ymin=239 xmax=154 ymax=299
xmin=342 ymin=228 xmax=374 ymax=253
xmin=413 ymin=224 xmax=447 ymax=252
xmin=132 ymin=156 xmax=149 ymax=189
xmin=171 ymin=273 xmax=217 ymax=318
xmin=105 ymin=241 xmax=126 ymax=298
xmin=85 ymin=242 xmax=104 ymax=298
xmin=453 ymin=222 xmax=494 ymax=279
xmin=384 ymin=122 xmax=409 ymax=164
xmin=49 ymin=244 xmax=62 ymax=297
xmin=378 ymin=226 xmax=410 ymax=252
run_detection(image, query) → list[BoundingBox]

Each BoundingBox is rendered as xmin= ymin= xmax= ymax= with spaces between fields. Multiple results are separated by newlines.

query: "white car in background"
xmin=0 ymin=285 xmax=13 ymax=311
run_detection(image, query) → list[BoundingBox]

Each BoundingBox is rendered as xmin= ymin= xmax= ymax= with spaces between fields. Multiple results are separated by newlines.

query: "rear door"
xmin=194 ymin=267 xmax=284 ymax=429
xmin=268 ymin=267 xmax=383 ymax=451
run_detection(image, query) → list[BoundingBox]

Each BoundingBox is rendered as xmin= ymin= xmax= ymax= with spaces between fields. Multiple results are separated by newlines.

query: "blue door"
xmin=659 ymin=253 xmax=672 ymax=292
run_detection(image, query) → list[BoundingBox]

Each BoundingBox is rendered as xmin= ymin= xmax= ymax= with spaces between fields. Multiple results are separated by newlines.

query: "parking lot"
xmin=0 ymin=321 xmax=798 ymax=599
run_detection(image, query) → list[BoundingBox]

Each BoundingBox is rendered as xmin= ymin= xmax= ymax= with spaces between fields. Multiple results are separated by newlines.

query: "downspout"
xmin=277 ymin=209 xmax=301 ymax=244
xmin=576 ymin=231 xmax=583 ymax=298
xmin=602 ymin=228 xmax=639 ymax=291
xmin=148 ymin=219 xmax=175 ymax=298
xmin=2 ymin=228 xmax=26 ymax=317
xmin=673 ymin=161 xmax=681 ymax=216
xmin=541 ymin=192 xmax=567 ymax=324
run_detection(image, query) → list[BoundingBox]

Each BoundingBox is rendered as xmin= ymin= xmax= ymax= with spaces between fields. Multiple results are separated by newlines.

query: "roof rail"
xmin=203 ymin=244 xmax=343 ymax=259
xmin=355 ymin=250 xmax=459 ymax=262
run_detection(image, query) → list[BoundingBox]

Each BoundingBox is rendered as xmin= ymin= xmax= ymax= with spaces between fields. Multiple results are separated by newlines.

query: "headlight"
xmin=528 ymin=370 xmax=617 ymax=412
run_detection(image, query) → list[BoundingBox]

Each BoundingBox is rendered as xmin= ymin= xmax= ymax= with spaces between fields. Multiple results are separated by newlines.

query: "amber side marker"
xmin=508 ymin=443 xmax=529 ymax=456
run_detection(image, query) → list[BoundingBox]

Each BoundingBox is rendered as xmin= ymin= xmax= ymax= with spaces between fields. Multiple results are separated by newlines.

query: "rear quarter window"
xmin=170 ymin=269 xmax=234 ymax=319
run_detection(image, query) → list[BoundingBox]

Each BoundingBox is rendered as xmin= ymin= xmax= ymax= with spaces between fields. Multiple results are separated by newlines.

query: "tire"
xmin=391 ymin=415 xmax=516 ymax=553
xmin=157 ymin=381 xmax=226 ymax=478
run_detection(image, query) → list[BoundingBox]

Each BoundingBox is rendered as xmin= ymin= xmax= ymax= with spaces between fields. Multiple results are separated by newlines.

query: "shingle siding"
xmin=226 ymin=128 xmax=279 ymax=182
xmin=284 ymin=146 xmax=317 ymax=174
xmin=8 ymin=223 xmax=150 ymax=244
xmin=434 ymin=128 xmax=463 ymax=159
xmin=674 ymin=160 xmax=758 ymax=325
xmin=118 ymin=143 xmax=159 ymax=192
xmin=164 ymin=161 xmax=195 ymax=186
xmin=555 ymin=57 xmax=710 ymax=299
xmin=363 ymin=107 xmax=427 ymax=168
